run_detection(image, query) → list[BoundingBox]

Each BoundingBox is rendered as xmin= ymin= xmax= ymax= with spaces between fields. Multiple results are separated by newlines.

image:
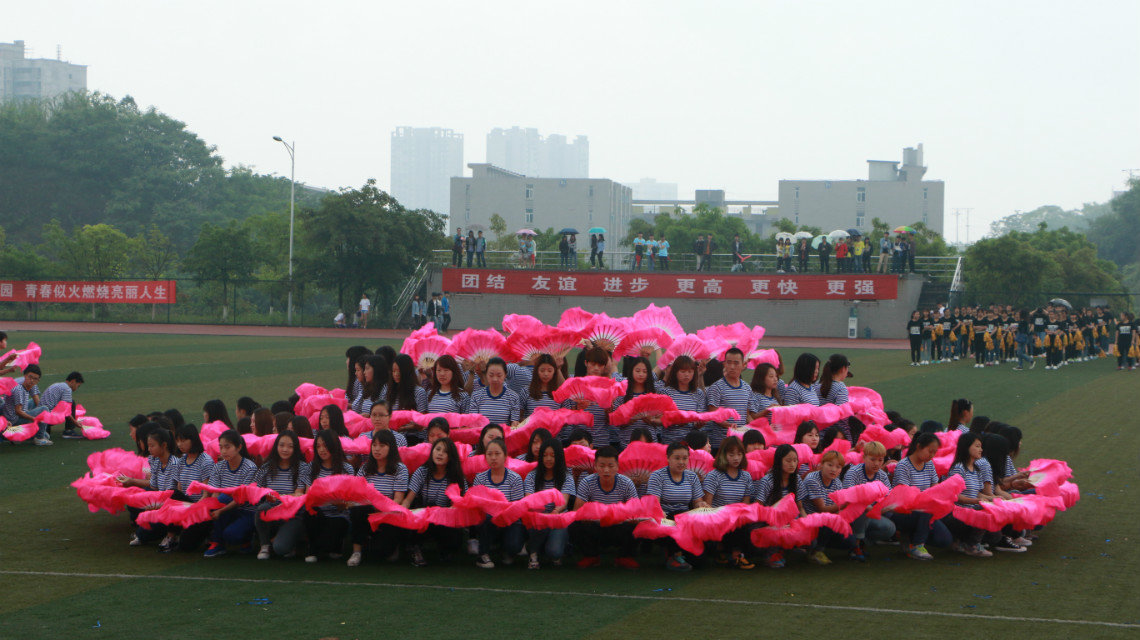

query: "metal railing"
xmin=391 ymin=259 xmax=429 ymax=329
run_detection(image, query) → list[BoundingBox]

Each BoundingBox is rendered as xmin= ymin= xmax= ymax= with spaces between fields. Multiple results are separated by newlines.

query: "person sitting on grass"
xmin=572 ymin=446 xmax=641 ymax=569
xmin=2 ymin=365 xmax=49 ymax=445
xmin=39 ymin=371 xmax=85 ymax=439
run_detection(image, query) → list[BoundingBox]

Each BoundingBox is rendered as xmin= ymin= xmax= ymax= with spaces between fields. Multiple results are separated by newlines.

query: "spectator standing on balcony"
xmin=892 ymin=237 xmax=906 ymax=273
xmin=525 ymin=237 xmax=537 ymax=268
xmin=818 ymin=237 xmax=832 ymax=274
xmin=559 ymin=235 xmax=570 ymax=269
xmin=596 ymin=234 xmax=606 ymax=269
xmin=569 ymin=234 xmax=578 ymax=269
xmin=475 ymin=231 xmax=487 ymax=267
xmin=861 ymin=236 xmax=873 ymax=273
xmin=731 ymin=235 xmax=744 ymax=272
xmin=703 ymin=234 xmax=715 ymax=272
xmin=835 ymin=238 xmax=849 ymax=273
xmin=452 ymin=228 xmax=464 ymax=267
xmin=798 ymin=238 xmax=810 ymax=273
xmin=908 ymin=235 xmax=918 ymax=273
xmin=852 ymin=236 xmax=865 ymax=273
xmin=693 ymin=235 xmax=707 ymax=272
xmin=465 ymin=231 xmax=476 ymax=267
xmin=411 ymin=295 xmax=425 ymax=329
xmin=878 ymin=232 xmax=891 ymax=274
xmin=633 ymin=233 xmax=646 ymax=271
xmin=427 ymin=293 xmax=443 ymax=328
xmin=658 ymin=235 xmax=670 ymax=270
xmin=589 ymin=234 xmax=599 ymax=268
xmin=647 ymin=235 xmax=658 ymax=271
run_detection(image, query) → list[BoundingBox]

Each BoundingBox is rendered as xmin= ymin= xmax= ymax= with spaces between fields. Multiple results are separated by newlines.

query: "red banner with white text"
xmin=441 ymin=269 xmax=897 ymax=300
xmin=0 ymin=280 xmax=177 ymax=304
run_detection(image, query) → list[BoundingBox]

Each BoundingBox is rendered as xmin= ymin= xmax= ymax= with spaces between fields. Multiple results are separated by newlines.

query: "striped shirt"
xmin=389 ymin=385 xmax=429 ymax=413
xmin=646 ymin=467 xmax=703 ymax=514
xmin=576 ymin=473 xmax=637 ymax=504
xmin=348 ymin=379 xmax=363 ymax=407
xmin=520 ymin=391 xmax=566 ymax=419
xmin=954 ymin=423 xmax=971 ymax=433
xmin=506 ymin=363 xmax=534 ymax=396
xmin=311 ymin=462 xmax=355 ymax=517
xmin=705 ymin=378 xmax=751 ymax=448
xmin=256 ymin=461 xmax=312 ymax=495
xmin=782 ymin=380 xmax=821 ymax=406
xmin=524 ymin=470 xmax=576 ymax=496
xmin=208 ymin=457 xmax=259 ymax=510
xmin=356 ymin=462 xmax=409 ymax=498
xmin=842 ymin=463 xmax=890 ymax=489
xmin=661 ymin=386 xmax=707 ymax=444
xmin=611 ymin=391 xmax=658 ymax=446
xmin=893 ymin=456 xmax=939 ymax=490
xmin=369 ymin=429 xmax=407 ymax=448
xmin=801 ymin=471 xmax=843 ymax=514
xmin=408 ymin=466 xmax=466 ymax=507
xmin=473 ymin=468 xmax=525 ymax=501
xmin=426 ymin=390 xmax=467 ymax=414
xmin=752 ymin=474 xmax=806 ymax=504
xmin=148 ymin=456 xmax=179 ymax=491
xmin=353 ymin=383 xmax=388 ymax=416
xmin=821 ymin=380 xmax=848 ymax=406
xmin=1003 ymin=456 xmax=1017 ymax=480
xmin=702 ymin=468 xmax=753 ymax=507
xmin=948 ymin=459 xmax=992 ymax=500
xmin=40 ymin=382 xmax=74 ymax=411
xmin=2 ymin=382 xmax=37 ymax=422
xmin=466 ymin=387 xmax=521 ymax=425
xmin=581 ymin=400 xmax=613 ymax=448
xmin=174 ymin=453 xmax=214 ymax=500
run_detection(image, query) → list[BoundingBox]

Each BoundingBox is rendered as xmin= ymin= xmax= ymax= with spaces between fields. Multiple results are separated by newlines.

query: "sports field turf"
xmin=0 ymin=330 xmax=1136 ymax=639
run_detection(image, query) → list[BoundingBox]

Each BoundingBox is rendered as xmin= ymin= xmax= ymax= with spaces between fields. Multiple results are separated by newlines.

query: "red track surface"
xmin=0 ymin=321 xmax=908 ymax=350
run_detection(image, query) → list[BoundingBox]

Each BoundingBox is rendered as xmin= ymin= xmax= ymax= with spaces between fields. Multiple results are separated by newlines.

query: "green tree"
xmin=184 ymin=221 xmax=256 ymax=320
xmin=1086 ymin=178 xmax=1140 ymax=267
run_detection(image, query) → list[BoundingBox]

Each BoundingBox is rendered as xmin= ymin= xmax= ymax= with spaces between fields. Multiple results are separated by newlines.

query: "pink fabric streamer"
xmin=2 ymin=342 xmax=42 ymax=369
xmin=552 ymin=376 xmax=625 ymax=407
xmin=136 ymin=496 xmax=225 ymax=529
xmin=506 ymin=408 xmax=592 ymax=455
xmin=866 ymin=475 xmax=965 ymax=521
xmin=661 ymin=407 xmax=740 ymax=428
xmin=751 ymin=513 xmax=853 ymax=549
xmin=609 ymin=394 xmax=677 ymax=426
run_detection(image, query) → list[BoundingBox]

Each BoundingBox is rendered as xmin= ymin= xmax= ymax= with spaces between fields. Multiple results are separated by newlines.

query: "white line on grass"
xmin=2 ymin=570 xmax=1137 ymax=630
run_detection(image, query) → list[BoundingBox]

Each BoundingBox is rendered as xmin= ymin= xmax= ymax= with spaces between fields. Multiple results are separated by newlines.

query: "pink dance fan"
xmin=857 ymin=425 xmax=911 ymax=451
xmin=33 ymin=401 xmax=72 ymax=426
xmin=575 ymin=495 xmax=665 ymax=527
xmin=751 ymin=513 xmax=853 ymax=549
xmin=446 ymin=328 xmax=509 ymax=367
xmin=412 ymin=412 xmax=489 ymax=431
xmin=2 ymin=342 xmax=42 ymax=369
xmin=552 ymin=376 xmax=625 ymax=407
xmin=408 ymin=322 xmax=438 ymax=341
xmin=657 ymin=334 xmax=716 ymax=370
xmin=612 ymin=327 xmax=673 ymax=360
xmin=828 ymin=481 xmax=890 ymax=522
xmin=506 ymin=326 xmax=584 ymax=362
xmin=697 ymin=323 xmax=758 ymax=358
xmin=609 ymin=394 xmax=677 ymax=426
xmin=687 ymin=448 xmax=716 ymax=478
xmin=294 ymin=383 xmax=327 ymax=399
xmin=2 ymin=417 xmax=38 ymax=443
xmin=261 ymin=494 xmax=307 ymax=521
xmin=661 ymin=407 xmax=739 ymax=428
xmin=85 ymin=448 xmax=148 ymax=479
xmin=187 ymin=481 xmax=279 ymax=506
xmin=501 ymin=314 xmax=545 ymax=336
xmin=137 ymin=496 xmax=225 ymax=529
xmin=0 ymin=378 xmax=15 ymax=396
xmin=745 ymin=348 xmax=780 ymax=370
xmin=563 ymin=445 xmax=596 ymax=473
xmin=584 ymin=314 xmax=630 ymax=353
xmin=76 ymin=416 xmax=111 ymax=440
xmin=506 ymin=408 xmax=592 ymax=455
xmin=632 ymin=303 xmax=685 ymax=339
xmin=407 ymin=335 xmax=453 ymax=370
xmin=556 ymin=307 xmax=597 ymax=333
xmin=618 ymin=441 xmax=667 ymax=476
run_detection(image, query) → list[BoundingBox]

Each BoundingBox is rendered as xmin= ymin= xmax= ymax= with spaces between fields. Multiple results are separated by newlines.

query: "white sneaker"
xmin=128 ymin=535 xmax=142 ymax=547
xmin=257 ymin=545 xmax=271 ymax=560
xmin=304 ymin=555 xmax=318 ymax=563
xmin=34 ymin=436 xmax=53 ymax=446
xmin=1011 ymin=536 xmax=1033 ymax=547
xmin=467 ymin=538 xmax=480 ymax=555
xmin=347 ymin=551 xmax=362 ymax=567
xmin=476 ymin=553 xmax=495 ymax=569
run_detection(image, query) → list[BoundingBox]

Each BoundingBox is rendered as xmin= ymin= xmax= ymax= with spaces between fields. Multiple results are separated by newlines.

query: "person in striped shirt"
xmin=348 ymin=430 xmax=408 ymax=567
xmin=40 ymin=371 xmax=85 ymax=439
xmin=948 ymin=398 xmax=974 ymax=434
xmin=303 ymin=430 xmax=355 ymax=563
xmin=466 ymin=358 xmax=521 ymax=427
xmin=169 ymin=424 xmax=214 ymax=552
xmin=521 ymin=354 xmax=569 ymax=419
xmin=747 ymin=363 xmax=781 ymax=422
xmin=368 ymin=401 xmax=407 ymax=447
xmin=571 ymin=347 xmax=616 ymax=447
xmin=783 ymin=353 xmax=821 ymax=406
xmin=841 ymin=441 xmax=896 ymax=560
xmin=387 ymin=354 xmax=429 ymax=412
xmin=426 ymin=355 xmax=468 ymax=414
xmin=473 ymin=438 xmax=526 ymax=568
xmin=611 ymin=357 xmax=660 ymax=446
xmin=402 ymin=438 xmax=468 ymax=567
xmin=352 ymin=354 xmax=389 ymax=417
xmin=702 ymin=436 xmax=755 ymax=569
xmin=646 ymin=442 xmax=708 ymax=572
xmin=524 ymin=439 xmax=576 ymax=569
xmin=344 ymin=346 xmax=372 ymax=409
xmin=3 ymin=365 xmax=48 ymax=444
xmin=254 ymin=431 xmax=310 ymax=560
xmin=705 ymin=348 xmax=751 ymax=451
xmin=752 ymin=444 xmax=808 ymax=568
xmin=891 ymin=432 xmax=952 ymax=560
xmin=506 ymin=361 xmax=534 ymax=396
xmin=572 ymin=446 xmax=640 ymax=569
xmin=817 ymin=355 xmax=852 ymax=440
xmin=317 ymin=405 xmax=351 ymax=438
xmin=660 ymin=356 xmax=707 ymax=445
xmin=794 ymin=421 xmax=821 ymax=476
xmin=121 ymin=428 xmax=179 ymax=547
xmin=202 ymin=430 xmax=259 ymax=558
xmin=945 ymin=432 xmax=996 ymax=558
xmin=801 ymin=450 xmax=855 ymax=564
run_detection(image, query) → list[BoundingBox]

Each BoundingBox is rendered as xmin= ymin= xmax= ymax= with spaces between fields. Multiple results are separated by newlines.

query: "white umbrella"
xmin=793 ymin=231 xmax=815 ymax=240
xmin=828 ymin=229 xmax=850 ymax=240
xmin=774 ymin=232 xmax=794 ymax=242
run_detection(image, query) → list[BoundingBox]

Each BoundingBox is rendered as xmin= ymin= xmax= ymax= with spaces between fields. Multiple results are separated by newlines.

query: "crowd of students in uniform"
xmin=99 ymin=331 xmax=1056 ymax=573
xmin=0 ymin=331 xmax=86 ymax=447
xmin=906 ymin=303 xmax=1138 ymax=371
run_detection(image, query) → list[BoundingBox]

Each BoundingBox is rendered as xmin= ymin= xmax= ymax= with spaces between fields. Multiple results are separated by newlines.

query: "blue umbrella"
xmin=588 ymin=227 xmax=606 ymax=234
xmin=560 ymin=228 xmax=580 ymax=235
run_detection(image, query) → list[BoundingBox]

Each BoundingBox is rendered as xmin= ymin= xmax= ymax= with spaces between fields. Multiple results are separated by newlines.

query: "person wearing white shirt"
xmin=358 ymin=294 xmax=371 ymax=329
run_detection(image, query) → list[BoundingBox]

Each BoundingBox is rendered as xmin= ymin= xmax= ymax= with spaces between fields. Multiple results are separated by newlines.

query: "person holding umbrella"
xmin=908 ymin=233 xmax=917 ymax=273
xmin=589 ymin=233 xmax=598 ymax=268
xmin=817 ymin=236 xmax=832 ymax=273
xmin=596 ymin=233 xmax=606 ymax=269
xmin=798 ymin=237 xmax=810 ymax=273
xmin=877 ymin=232 xmax=891 ymax=274
xmin=569 ymin=233 xmax=578 ymax=269
xmin=559 ymin=234 xmax=570 ymax=269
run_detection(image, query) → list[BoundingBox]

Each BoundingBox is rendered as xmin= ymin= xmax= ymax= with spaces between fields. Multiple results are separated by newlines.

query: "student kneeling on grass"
xmin=841 ymin=441 xmax=896 ymax=560
xmin=572 ymin=446 xmax=641 ymax=569
xmin=42 ymin=371 xmax=85 ymax=439
xmin=3 ymin=365 xmax=48 ymax=445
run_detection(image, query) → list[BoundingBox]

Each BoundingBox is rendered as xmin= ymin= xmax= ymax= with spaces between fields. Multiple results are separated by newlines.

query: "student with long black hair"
xmin=659 ymin=355 xmax=706 ymax=445
xmin=345 ymin=346 xmax=372 ymax=407
xmin=202 ymin=399 xmax=233 ymax=428
xmin=945 ymin=432 xmax=995 ymax=558
xmin=353 ymin=354 xmax=389 ymax=416
xmin=202 ymin=430 xmax=258 ymax=558
xmin=522 ymin=354 xmax=567 ymax=419
xmin=122 ymin=428 xmax=178 ymax=547
xmin=472 ymin=438 xmax=526 ymax=569
xmin=317 ymin=404 xmax=350 ymax=438
xmin=403 ymin=437 xmax=467 ymax=567
xmin=783 ymin=353 xmax=821 ymax=406
xmin=388 ymin=354 xmax=428 ymax=412
xmin=948 ymin=398 xmax=973 ymax=433
xmin=611 ymin=356 xmax=659 ymax=446
xmin=524 ymin=439 xmax=575 ymax=569
xmin=348 ymin=429 xmax=408 ymax=567
xmin=818 ymin=354 xmax=852 ymax=439
xmin=752 ymin=444 xmax=807 ymax=568
xmin=890 ymin=432 xmax=952 ymax=560
xmin=254 ymin=431 xmax=310 ymax=560
xmin=304 ymin=430 xmax=354 ymax=563
xmin=427 ymin=355 xmax=468 ymax=414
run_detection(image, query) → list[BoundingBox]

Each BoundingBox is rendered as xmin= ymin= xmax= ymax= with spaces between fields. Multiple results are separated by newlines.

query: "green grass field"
xmin=1 ymin=330 xmax=1137 ymax=639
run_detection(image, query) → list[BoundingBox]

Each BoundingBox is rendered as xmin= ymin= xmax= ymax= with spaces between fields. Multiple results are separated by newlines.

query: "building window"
xmin=856 ymin=215 xmax=864 ymax=227
xmin=465 ymin=209 xmax=470 ymax=222
xmin=525 ymin=185 xmax=533 ymax=199
xmin=794 ymin=187 xmax=799 ymax=201
xmin=923 ymin=188 xmax=928 ymax=200
xmin=525 ymin=208 xmax=534 ymax=224
xmin=588 ymin=209 xmax=593 ymax=221
xmin=856 ymin=187 xmax=866 ymax=203
xmin=794 ymin=214 xmax=799 ymax=224
xmin=588 ymin=186 xmax=594 ymax=197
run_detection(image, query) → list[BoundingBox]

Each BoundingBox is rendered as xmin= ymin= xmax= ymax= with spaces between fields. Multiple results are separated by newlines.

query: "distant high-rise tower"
xmin=486 ymin=127 xmax=588 ymax=178
xmin=0 ymin=40 xmax=86 ymax=103
xmin=390 ymin=127 xmax=464 ymax=216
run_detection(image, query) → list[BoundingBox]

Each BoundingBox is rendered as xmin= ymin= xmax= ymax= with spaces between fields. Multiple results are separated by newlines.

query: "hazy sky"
xmin=8 ymin=1 xmax=1139 ymax=240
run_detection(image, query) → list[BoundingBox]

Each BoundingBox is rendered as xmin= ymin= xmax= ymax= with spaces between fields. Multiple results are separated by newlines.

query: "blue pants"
xmin=477 ymin=517 xmax=525 ymax=557
xmin=211 ymin=509 xmax=255 ymax=546
xmin=851 ymin=514 xmax=896 ymax=542
xmin=527 ymin=526 xmax=569 ymax=560
xmin=890 ymin=512 xmax=951 ymax=547
xmin=13 ymin=404 xmax=48 ymax=438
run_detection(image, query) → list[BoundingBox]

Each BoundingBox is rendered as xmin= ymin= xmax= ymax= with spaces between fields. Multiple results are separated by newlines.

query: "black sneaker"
xmin=62 ymin=429 xmax=85 ymax=439
xmin=993 ymin=536 xmax=1026 ymax=553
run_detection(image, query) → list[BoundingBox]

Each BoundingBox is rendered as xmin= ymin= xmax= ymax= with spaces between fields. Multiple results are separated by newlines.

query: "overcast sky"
xmin=8 ymin=0 xmax=1139 ymax=241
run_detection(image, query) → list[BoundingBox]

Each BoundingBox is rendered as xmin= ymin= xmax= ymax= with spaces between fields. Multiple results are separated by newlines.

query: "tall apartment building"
xmin=777 ymin=144 xmax=945 ymax=235
xmin=390 ymin=127 xmax=464 ymax=216
xmin=486 ymin=127 xmax=588 ymax=178
xmin=0 ymin=40 xmax=86 ymax=103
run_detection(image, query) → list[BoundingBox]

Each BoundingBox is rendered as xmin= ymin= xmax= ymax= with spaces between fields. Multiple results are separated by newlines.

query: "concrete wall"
xmin=778 ymin=179 xmax=945 ymax=236
xmin=426 ymin=271 xmax=924 ymax=339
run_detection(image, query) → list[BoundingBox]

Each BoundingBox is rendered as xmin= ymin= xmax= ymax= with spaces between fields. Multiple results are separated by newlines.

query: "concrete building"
xmin=778 ymin=144 xmax=944 ymax=235
xmin=625 ymin=178 xmax=679 ymax=201
xmin=486 ymin=127 xmax=588 ymax=178
xmin=390 ymin=127 xmax=463 ymax=216
xmin=0 ymin=40 xmax=86 ymax=103
xmin=451 ymin=163 xmax=631 ymax=238
xmin=632 ymin=189 xmax=779 ymax=236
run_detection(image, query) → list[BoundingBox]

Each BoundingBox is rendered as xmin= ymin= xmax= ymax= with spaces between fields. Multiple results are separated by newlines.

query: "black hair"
xmin=997 ymin=425 xmax=1023 ymax=456
xmin=594 ymin=445 xmax=620 ymax=463
xmin=528 ymin=354 xmax=561 ymax=400
xmin=235 ymin=417 xmax=252 ymax=434
xmin=374 ymin=346 xmax=398 ymax=369
xmin=765 ymin=444 xmax=800 ymax=506
xmin=483 ymin=437 xmax=508 ymax=457
xmin=664 ymin=355 xmax=698 ymax=391
xmin=319 ymin=404 xmax=349 ymax=438
xmin=23 ymin=364 xmax=41 ymax=377
xmin=969 ymin=415 xmax=991 ymax=433
xmin=270 ymin=400 xmax=294 ymax=415
xmin=684 ymin=430 xmax=708 ymax=451
xmin=236 ymin=396 xmax=259 ymax=416
xmin=217 ymin=429 xmax=251 ymax=460
xmin=723 ymin=347 xmax=744 ymax=362
xmin=906 ymin=431 xmax=940 ymax=457
xmin=485 ymin=356 xmax=508 ymax=377
xmin=473 ymin=423 xmax=506 ymax=455
xmin=174 ymin=423 xmax=205 ymax=455
xmin=534 ymin=439 xmax=567 ymax=494
xmin=919 ymin=420 xmax=944 ymax=434
xmin=741 ymin=429 xmax=765 ymax=448
xmin=791 ymin=353 xmax=820 ymax=386
xmin=665 ymin=441 xmax=690 ymax=457
xmin=363 ymin=429 xmax=402 ymax=476
xmin=952 ymin=432 xmax=983 ymax=469
xmin=362 ymin=354 xmax=390 ymax=403
xmin=146 ymin=427 xmax=174 ymax=456
xmin=202 ymin=399 xmax=233 ymax=428
xmin=949 ymin=398 xmax=973 ymax=429
xmin=794 ymin=420 xmax=820 ymax=451
xmin=629 ymin=426 xmax=654 ymax=444
xmin=420 ymin=438 xmax=466 ymax=493
xmin=981 ymin=434 xmax=1011 ymax=486
xmin=818 ymin=354 xmax=850 ymax=400
xmin=623 ymin=356 xmax=655 ymax=400
xmin=749 ymin=363 xmax=781 ymax=399
xmin=129 ymin=414 xmax=148 ymax=428
xmin=135 ymin=421 xmax=160 ymax=455
xmin=251 ymin=407 xmax=275 ymax=436
xmin=388 ymin=353 xmax=421 ymax=411
xmin=289 ymin=415 xmax=314 ymax=439
xmin=702 ymin=358 xmax=724 ymax=386
xmin=310 ymin=429 xmax=348 ymax=481
xmin=523 ymin=428 xmax=553 ymax=462
xmin=567 ymin=427 xmax=592 ymax=445
xmin=66 ymin=371 xmax=84 ymax=383
xmin=426 ymin=417 xmax=450 ymax=436
xmin=163 ymin=409 xmax=185 ymax=429
xmin=264 ymin=430 xmax=303 ymax=486
xmin=819 ymin=425 xmax=843 ymax=451
xmin=346 ymin=346 xmax=372 ymax=394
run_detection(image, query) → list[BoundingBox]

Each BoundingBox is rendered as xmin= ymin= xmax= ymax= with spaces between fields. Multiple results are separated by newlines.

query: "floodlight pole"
xmin=273 ymin=136 xmax=296 ymax=325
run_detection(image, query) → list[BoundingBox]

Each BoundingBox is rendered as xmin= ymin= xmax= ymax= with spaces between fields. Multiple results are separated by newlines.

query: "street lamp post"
xmin=273 ymin=136 xmax=295 ymax=325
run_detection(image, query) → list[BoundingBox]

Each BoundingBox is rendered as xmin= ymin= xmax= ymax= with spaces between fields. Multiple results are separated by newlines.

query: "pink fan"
xmin=935 ymin=430 xmax=961 ymax=454
xmin=552 ymin=376 xmax=624 ymax=406
xmin=446 ymin=328 xmax=509 ymax=366
xmin=697 ymin=323 xmax=758 ymax=358
xmin=34 ymin=401 xmax=72 ymax=426
xmin=125 ymin=489 xmax=174 ymax=511
xmin=1026 ymin=458 xmax=1072 ymax=490
xmin=557 ymin=307 xmax=597 ymax=333
xmin=755 ymin=493 xmax=803 ymax=527
xmin=491 ymin=489 xmax=566 ymax=526
xmin=2 ymin=417 xmax=38 ymax=442
xmin=260 ymin=494 xmax=307 ymax=521
xmin=411 ymin=412 xmax=489 ymax=431
xmin=632 ymin=518 xmax=683 ymax=545
xmin=343 ymin=410 xmax=371 ymax=437
xmin=563 ymin=444 xmax=596 ymax=471
xmin=0 ymin=378 xmax=15 ymax=395
xmin=423 ymin=504 xmax=485 ymax=529
xmin=804 ymin=439 xmax=852 ymax=467
xmin=341 ymin=435 xmax=373 ymax=456
xmin=669 ymin=503 xmax=758 ymax=554
xmin=501 ymin=314 xmax=546 ymax=336
xmin=746 ymin=419 xmax=796 ymax=446
xmin=612 ymin=327 xmax=673 ymax=360
xmin=751 ymin=513 xmax=853 ymax=549
xmin=76 ymin=416 xmax=111 ymax=439
xmin=575 ymin=495 xmax=665 ymax=526
xmin=847 ymin=386 xmax=885 ymax=409
xmin=2 ymin=342 xmax=42 ymax=369
xmin=857 ymin=425 xmax=911 ymax=450
xmin=242 ymin=433 xmax=275 ymax=458
xmin=85 ymin=448 xmax=148 ymax=479
xmin=829 ymin=481 xmax=890 ymax=522
xmin=398 ymin=443 xmax=432 ymax=470
xmin=687 ymin=448 xmax=715 ymax=478
xmin=305 ymin=475 xmax=383 ymax=513
xmin=449 ymin=484 xmax=511 ymax=516
xmin=460 ymin=453 xmax=489 ymax=481
xmin=610 ymin=394 xmax=677 ymax=426
xmin=585 ymin=314 xmax=630 ymax=353
xmin=137 ymin=496 xmax=225 ymax=529
xmin=521 ymin=509 xmax=579 ymax=530
xmin=745 ymin=457 xmax=769 ymax=480
xmin=200 ymin=420 xmax=230 ymax=442
xmin=389 ymin=410 xmax=424 ymax=430
xmin=745 ymin=348 xmax=780 ymax=370
xmin=618 ymin=441 xmax=667 ymax=476
xmin=71 ymin=477 xmax=134 ymax=514
xmin=186 ymin=481 xmax=279 ymax=506
xmin=295 ymin=383 xmax=327 ymax=399
xmin=507 ymin=457 xmax=538 ymax=478
xmin=632 ymin=303 xmax=685 ymax=338
xmin=506 ymin=409 xmax=590 ymax=456
xmin=368 ymin=507 xmax=429 ymax=533
xmin=408 ymin=322 xmax=438 ymax=341
xmin=657 ymin=334 xmax=716 ymax=369
xmin=298 ymin=437 xmax=315 ymax=462
xmin=661 ymin=407 xmax=739 ymax=428
xmin=408 ymin=335 xmax=453 ymax=370
xmin=506 ymin=326 xmax=584 ymax=362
